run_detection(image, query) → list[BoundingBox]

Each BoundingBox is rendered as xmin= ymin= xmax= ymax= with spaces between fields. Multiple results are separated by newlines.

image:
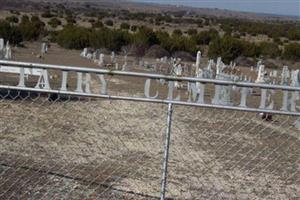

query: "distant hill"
xmin=0 ymin=0 xmax=298 ymax=22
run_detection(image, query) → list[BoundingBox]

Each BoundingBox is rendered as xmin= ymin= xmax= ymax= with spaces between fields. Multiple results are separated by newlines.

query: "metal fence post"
xmin=160 ymin=103 xmax=173 ymax=200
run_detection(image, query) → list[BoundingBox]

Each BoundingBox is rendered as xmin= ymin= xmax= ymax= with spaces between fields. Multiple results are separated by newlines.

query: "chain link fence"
xmin=0 ymin=90 xmax=299 ymax=199
xmin=0 ymin=61 xmax=299 ymax=199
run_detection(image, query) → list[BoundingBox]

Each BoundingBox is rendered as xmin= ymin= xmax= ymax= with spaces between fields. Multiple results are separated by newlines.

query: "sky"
xmin=132 ymin=0 xmax=300 ymax=17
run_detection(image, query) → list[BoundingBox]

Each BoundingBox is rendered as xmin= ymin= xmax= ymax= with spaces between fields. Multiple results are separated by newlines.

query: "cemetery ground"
xmin=0 ymin=43 xmax=299 ymax=199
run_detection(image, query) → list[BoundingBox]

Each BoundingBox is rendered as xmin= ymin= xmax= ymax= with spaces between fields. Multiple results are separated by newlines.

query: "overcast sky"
xmin=133 ymin=0 xmax=300 ymax=17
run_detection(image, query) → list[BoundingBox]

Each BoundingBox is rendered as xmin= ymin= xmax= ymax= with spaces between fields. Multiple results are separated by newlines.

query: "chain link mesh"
xmin=0 ymin=63 xmax=299 ymax=200
xmin=0 ymin=91 xmax=167 ymax=199
xmin=0 ymin=89 xmax=299 ymax=199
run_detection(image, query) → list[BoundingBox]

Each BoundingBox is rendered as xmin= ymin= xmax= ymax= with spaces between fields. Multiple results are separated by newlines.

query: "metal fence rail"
xmin=0 ymin=60 xmax=299 ymax=199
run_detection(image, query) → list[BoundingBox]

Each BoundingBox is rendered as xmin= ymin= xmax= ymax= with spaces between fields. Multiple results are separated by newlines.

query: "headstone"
xmin=255 ymin=65 xmax=267 ymax=83
xmin=111 ymin=51 xmax=116 ymax=64
xmin=80 ymin=48 xmax=88 ymax=57
xmin=86 ymin=53 xmax=93 ymax=60
xmin=122 ymin=55 xmax=128 ymax=71
xmin=281 ymin=66 xmax=290 ymax=85
xmin=174 ymin=64 xmax=183 ymax=88
xmin=256 ymin=60 xmax=262 ymax=72
xmin=281 ymin=69 xmax=299 ymax=112
xmin=94 ymin=49 xmax=100 ymax=60
xmin=98 ymin=53 xmax=105 ymax=67
xmin=239 ymin=78 xmax=253 ymax=107
xmin=216 ymin=57 xmax=226 ymax=77
xmin=4 ymin=41 xmax=12 ymax=60
xmin=41 ymin=42 xmax=48 ymax=55
xmin=195 ymin=51 xmax=201 ymax=76
xmin=139 ymin=60 xmax=144 ymax=68
xmin=0 ymin=38 xmax=4 ymax=50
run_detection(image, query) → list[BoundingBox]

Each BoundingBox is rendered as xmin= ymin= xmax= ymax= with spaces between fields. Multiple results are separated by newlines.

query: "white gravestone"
xmin=255 ymin=65 xmax=267 ymax=83
xmin=111 ymin=51 xmax=116 ymax=64
xmin=80 ymin=48 xmax=88 ymax=57
xmin=195 ymin=51 xmax=201 ymax=76
xmin=256 ymin=60 xmax=262 ymax=72
xmin=0 ymin=38 xmax=4 ymax=50
xmin=282 ymin=69 xmax=300 ymax=112
xmin=122 ymin=55 xmax=128 ymax=71
xmin=281 ymin=66 xmax=290 ymax=85
xmin=41 ymin=42 xmax=48 ymax=55
xmin=98 ymin=53 xmax=105 ymax=67
xmin=4 ymin=42 xmax=12 ymax=60
xmin=174 ymin=64 xmax=183 ymax=88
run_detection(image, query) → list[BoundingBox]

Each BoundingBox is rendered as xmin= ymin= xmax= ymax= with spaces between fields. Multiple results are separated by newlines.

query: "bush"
xmin=187 ymin=29 xmax=197 ymax=36
xmin=173 ymin=29 xmax=182 ymax=36
xmin=131 ymin=25 xmax=137 ymax=32
xmin=208 ymin=36 xmax=243 ymax=63
xmin=6 ymin=16 xmax=19 ymax=23
xmin=120 ymin=22 xmax=130 ymax=30
xmin=132 ymin=26 xmax=158 ymax=47
xmin=65 ymin=15 xmax=76 ymax=25
xmin=259 ymin=42 xmax=281 ymax=58
xmin=57 ymin=25 xmax=91 ymax=49
xmin=287 ymin=29 xmax=300 ymax=40
xmin=105 ymin=19 xmax=114 ymax=26
xmin=92 ymin=20 xmax=104 ymax=28
xmin=19 ymin=15 xmax=45 ymax=41
xmin=240 ymin=41 xmax=260 ymax=58
xmin=0 ymin=20 xmax=22 ymax=44
xmin=283 ymin=43 xmax=300 ymax=60
xmin=194 ymin=29 xmax=219 ymax=45
xmin=88 ymin=18 xmax=96 ymax=24
xmin=41 ymin=11 xmax=54 ymax=18
xmin=48 ymin=18 xmax=62 ymax=28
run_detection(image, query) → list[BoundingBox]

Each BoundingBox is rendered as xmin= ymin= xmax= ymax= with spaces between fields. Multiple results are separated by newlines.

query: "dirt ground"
xmin=0 ymin=43 xmax=299 ymax=199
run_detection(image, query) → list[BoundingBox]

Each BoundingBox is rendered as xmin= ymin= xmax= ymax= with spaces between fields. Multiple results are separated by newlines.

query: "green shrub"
xmin=92 ymin=21 xmax=104 ymax=28
xmin=259 ymin=42 xmax=281 ymax=58
xmin=173 ymin=29 xmax=182 ymax=36
xmin=6 ymin=16 xmax=19 ymax=23
xmin=283 ymin=43 xmax=300 ymax=60
xmin=208 ymin=36 xmax=243 ymax=63
xmin=194 ymin=29 xmax=219 ymax=45
xmin=0 ymin=20 xmax=22 ymax=44
xmin=131 ymin=25 xmax=137 ymax=32
xmin=120 ymin=22 xmax=130 ymax=30
xmin=187 ymin=29 xmax=197 ymax=36
xmin=41 ymin=11 xmax=54 ymax=18
xmin=105 ymin=19 xmax=114 ymax=26
xmin=48 ymin=18 xmax=62 ymax=28
xmin=57 ymin=25 xmax=90 ymax=49
xmin=19 ymin=15 xmax=45 ymax=41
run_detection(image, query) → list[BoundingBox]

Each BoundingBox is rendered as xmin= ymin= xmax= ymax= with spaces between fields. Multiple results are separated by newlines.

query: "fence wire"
xmin=0 ymin=91 xmax=167 ymax=199
xmin=0 ymin=89 xmax=299 ymax=200
xmin=169 ymin=106 xmax=299 ymax=199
